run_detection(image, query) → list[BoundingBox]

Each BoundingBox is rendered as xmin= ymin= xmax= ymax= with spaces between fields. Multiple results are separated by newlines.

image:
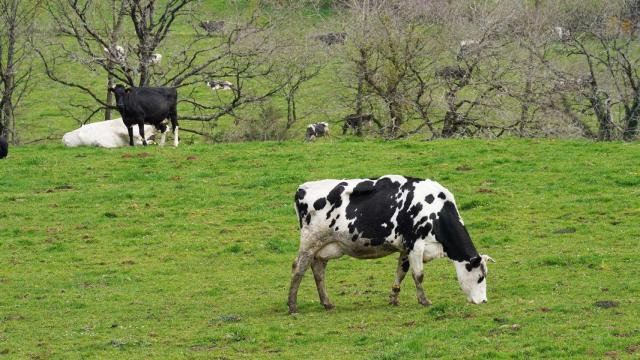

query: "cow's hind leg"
xmin=138 ymin=122 xmax=147 ymax=146
xmin=159 ymin=123 xmax=167 ymax=147
xmin=389 ymin=252 xmax=409 ymax=306
xmin=408 ymin=242 xmax=431 ymax=306
xmin=127 ymin=126 xmax=135 ymax=146
xmin=288 ymin=250 xmax=313 ymax=314
xmin=310 ymin=243 xmax=343 ymax=310
xmin=311 ymin=258 xmax=334 ymax=310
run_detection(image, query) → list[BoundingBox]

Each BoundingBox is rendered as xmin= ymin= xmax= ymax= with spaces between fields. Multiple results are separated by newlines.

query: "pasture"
xmin=0 ymin=139 xmax=639 ymax=358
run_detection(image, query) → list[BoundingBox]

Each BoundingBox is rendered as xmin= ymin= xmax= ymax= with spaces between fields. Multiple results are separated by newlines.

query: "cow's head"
xmin=453 ymin=254 xmax=495 ymax=304
xmin=108 ymin=84 xmax=129 ymax=109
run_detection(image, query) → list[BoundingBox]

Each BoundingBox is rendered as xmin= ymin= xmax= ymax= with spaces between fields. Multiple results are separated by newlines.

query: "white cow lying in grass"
xmin=62 ymin=118 xmax=156 ymax=148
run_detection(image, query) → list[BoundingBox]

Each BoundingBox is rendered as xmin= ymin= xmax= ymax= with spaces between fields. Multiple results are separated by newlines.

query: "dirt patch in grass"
xmin=595 ymin=301 xmax=618 ymax=308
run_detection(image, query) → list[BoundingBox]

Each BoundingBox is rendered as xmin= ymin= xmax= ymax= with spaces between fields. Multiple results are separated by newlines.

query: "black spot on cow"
xmin=431 ymin=201 xmax=479 ymax=262
xmin=326 ymin=182 xmax=348 ymax=219
xmin=429 ymin=213 xmax=437 ymax=220
xmin=394 ymin=178 xmax=428 ymax=251
xmin=402 ymin=258 xmax=410 ymax=272
xmin=294 ymin=188 xmax=308 ymax=228
xmin=408 ymin=203 xmax=423 ymax=218
xmin=352 ymin=180 xmax=375 ymax=195
xmin=335 ymin=227 xmax=339 ymax=231
xmin=305 ymin=213 xmax=311 ymax=225
xmin=351 ymin=234 xmax=358 ymax=241
xmin=329 ymin=218 xmax=336 ymax=228
xmin=313 ymin=198 xmax=327 ymax=210
xmin=345 ymin=177 xmax=402 ymax=246
xmin=438 ymin=192 xmax=446 ymax=200
xmin=296 ymin=188 xmax=306 ymax=200
xmin=478 ymin=275 xmax=485 ymax=284
xmin=425 ymin=194 xmax=434 ymax=204
xmin=415 ymin=222 xmax=432 ymax=240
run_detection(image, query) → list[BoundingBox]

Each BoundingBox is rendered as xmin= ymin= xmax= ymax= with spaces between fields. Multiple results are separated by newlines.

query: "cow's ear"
xmin=481 ymin=254 xmax=496 ymax=263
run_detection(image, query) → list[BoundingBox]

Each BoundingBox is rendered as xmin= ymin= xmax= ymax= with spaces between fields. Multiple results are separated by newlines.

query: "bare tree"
xmin=342 ymin=0 xmax=436 ymax=138
xmin=0 ymin=0 xmax=40 ymax=144
xmin=560 ymin=1 xmax=640 ymax=140
xmin=434 ymin=1 xmax=516 ymax=138
xmin=39 ymin=1 xmax=293 ymax=132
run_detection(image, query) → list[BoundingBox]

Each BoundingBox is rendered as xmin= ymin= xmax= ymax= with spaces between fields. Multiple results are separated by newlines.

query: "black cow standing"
xmin=342 ymin=114 xmax=374 ymax=136
xmin=0 ymin=136 xmax=7 ymax=159
xmin=109 ymin=84 xmax=179 ymax=147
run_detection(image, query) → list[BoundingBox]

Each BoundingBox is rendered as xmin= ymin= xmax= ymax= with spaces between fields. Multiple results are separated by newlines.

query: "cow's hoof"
xmin=389 ymin=299 xmax=399 ymax=306
xmin=288 ymin=306 xmax=298 ymax=315
xmin=419 ymin=299 xmax=432 ymax=307
xmin=323 ymin=303 xmax=335 ymax=311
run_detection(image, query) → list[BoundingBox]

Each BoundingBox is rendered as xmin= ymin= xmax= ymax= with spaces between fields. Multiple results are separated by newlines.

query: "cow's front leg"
xmin=127 ymin=126 xmax=135 ymax=146
xmin=389 ymin=252 xmax=409 ymax=306
xmin=311 ymin=257 xmax=334 ymax=310
xmin=173 ymin=125 xmax=179 ymax=147
xmin=138 ymin=122 xmax=147 ymax=146
xmin=288 ymin=251 xmax=313 ymax=314
xmin=409 ymin=243 xmax=431 ymax=306
xmin=159 ymin=124 xmax=167 ymax=147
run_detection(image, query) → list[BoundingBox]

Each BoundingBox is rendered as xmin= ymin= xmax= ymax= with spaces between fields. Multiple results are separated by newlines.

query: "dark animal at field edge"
xmin=343 ymin=114 xmax=374 ymax=136
xmin=199 ymin=20 xmax=225 ymax=34
xmin=0 ymin=136 xmax=8 ymax=159
xmin=108 ymin=84 xmax=179 ymax=147
xmin=314 ymin=32 xmax=347 ymax=46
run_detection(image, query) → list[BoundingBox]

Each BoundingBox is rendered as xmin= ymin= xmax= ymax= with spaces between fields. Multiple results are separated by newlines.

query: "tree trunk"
xmin=139 ymin=47 xmax=152 ymax=87
xmin=441 ymin=89 xmax=458 ymax=138
xmin=355 ymin=56 xmax=365 ymax=115
xmin=105 ymin=73 xmax=114 ymax=120
xmin=623 ymin=93 xmax=639 ymax=141
xmin=1 ymin=0 xmax=17 ymax=143
xmin=592 ymin=97 xmax=613 ymax=141
xmin=387 ymin=100 xmax=402 ymax=138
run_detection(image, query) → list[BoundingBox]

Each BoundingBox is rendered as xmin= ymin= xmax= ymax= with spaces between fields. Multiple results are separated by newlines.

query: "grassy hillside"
xmin=1 ymin=139 xmax=639 ymax=358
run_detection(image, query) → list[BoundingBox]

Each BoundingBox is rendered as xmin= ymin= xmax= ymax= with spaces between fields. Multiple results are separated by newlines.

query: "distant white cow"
xmin=150 ymin=53 xmax=162 ymax=65
xmin=62 ymin=118 xmax=156 ymax=148
xmin=103 ymin=45 xmax=126 ymax=63
xmin=306 ymin=122 xmax=329 ymax=141
xmin=457 ymin=40 xmax=479 ymax=60
xmin=553 ymin=26 xmax=570 ymax=41
xmin=206 ymin=80 xmax=233 ymax=90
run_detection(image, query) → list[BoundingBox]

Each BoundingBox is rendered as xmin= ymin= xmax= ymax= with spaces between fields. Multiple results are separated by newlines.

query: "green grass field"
xmin=1 ymin=139 xmax=639 ymax=359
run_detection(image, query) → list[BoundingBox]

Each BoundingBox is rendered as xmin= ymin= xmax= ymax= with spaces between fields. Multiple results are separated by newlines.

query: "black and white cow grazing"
xmin=206 ymin=80 xmax=233 ymax=91
xmin=289 ymin=175 xmax=494 ymax=314
xmin=314 ymin=32 xmax=347 ymax=46
xmin=109 ymin=84 xmax=179 ymax=147
xmin=199 ymin=20 xmax=225 ymax=34
xmin=305 ymin=122 xmax=329 ymax=141
xmin=342 ymin=114 xmax=374 ymax=136
xmin=0 ymin=136 xmax=8 ymax=159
